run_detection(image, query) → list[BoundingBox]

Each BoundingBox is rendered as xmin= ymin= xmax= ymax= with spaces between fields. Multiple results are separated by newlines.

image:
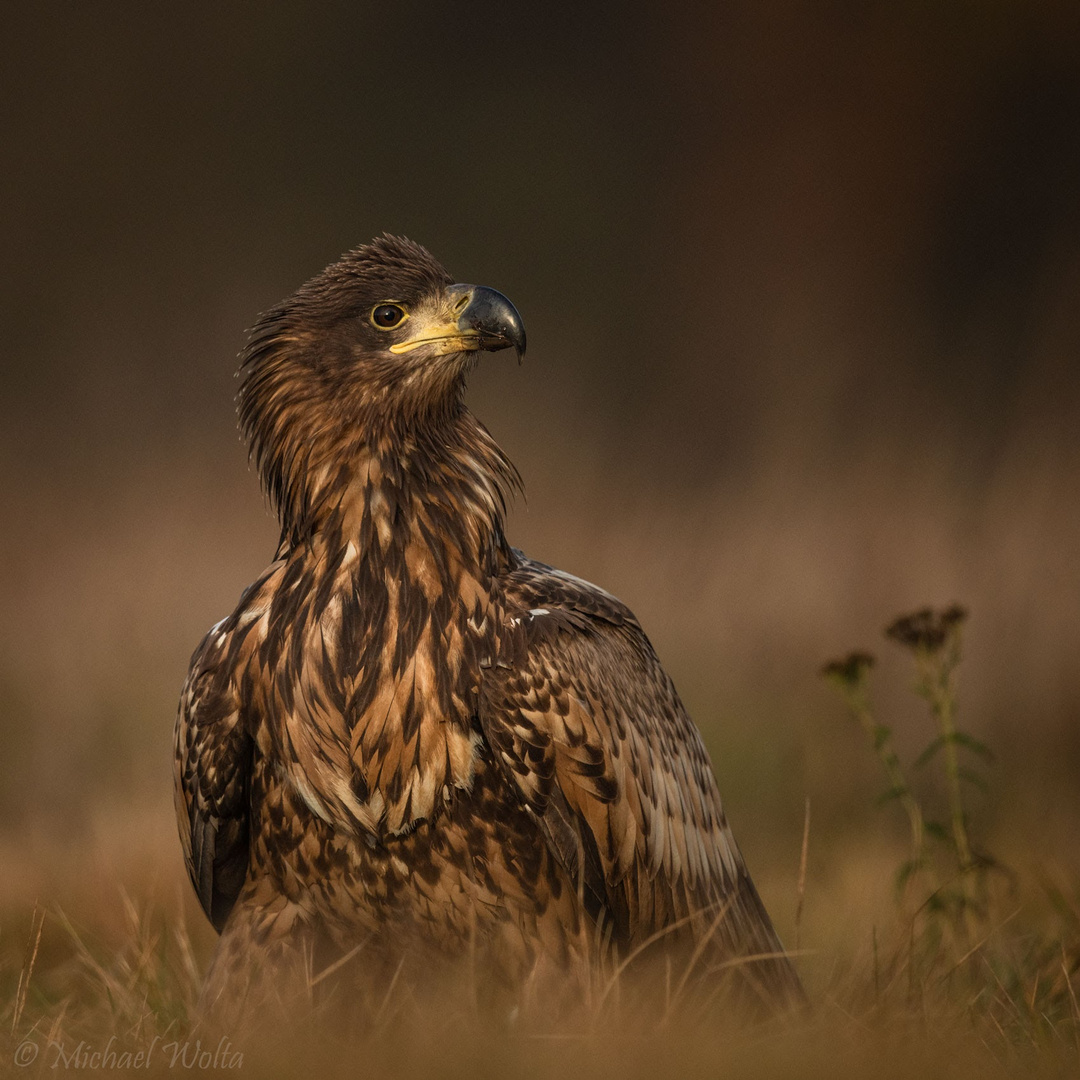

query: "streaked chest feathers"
xmin=251 ymin=445 xmax=507 ymax=838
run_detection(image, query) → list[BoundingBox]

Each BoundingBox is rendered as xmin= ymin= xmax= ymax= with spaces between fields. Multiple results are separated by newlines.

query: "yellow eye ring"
xmin=371 ymin=303 xmax=408 ymax=329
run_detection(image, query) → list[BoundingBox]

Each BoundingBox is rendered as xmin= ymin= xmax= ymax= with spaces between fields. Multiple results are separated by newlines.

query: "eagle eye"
xmin=371 ymin=303 xmax=407 ymax=329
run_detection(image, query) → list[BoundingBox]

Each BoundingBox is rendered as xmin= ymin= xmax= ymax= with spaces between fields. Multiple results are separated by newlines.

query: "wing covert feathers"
xmin=481 ymin=554 xmax=804 ymax=1002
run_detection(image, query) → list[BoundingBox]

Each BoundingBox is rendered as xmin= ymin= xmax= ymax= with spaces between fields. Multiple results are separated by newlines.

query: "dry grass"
xmin=2 ymin=797 xmax=1078 ymax=1077
xmin=2 ymin=858 xmax=1078 ymax=1079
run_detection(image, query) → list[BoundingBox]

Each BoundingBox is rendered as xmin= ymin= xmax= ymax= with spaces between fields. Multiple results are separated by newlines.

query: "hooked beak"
xmin=388 ymin=284 xmax=526 ymax=362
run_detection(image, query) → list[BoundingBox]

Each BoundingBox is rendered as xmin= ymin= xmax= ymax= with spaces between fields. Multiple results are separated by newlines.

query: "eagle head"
xmin=236 ymin=235 xmax=525 ymax=535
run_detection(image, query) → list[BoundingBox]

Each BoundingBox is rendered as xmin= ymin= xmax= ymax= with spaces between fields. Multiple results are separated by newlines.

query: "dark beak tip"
xmin=454 ymin=283 xmax=526 ymax=361
xmin=508 ymin=327 xmax=526 ymax=363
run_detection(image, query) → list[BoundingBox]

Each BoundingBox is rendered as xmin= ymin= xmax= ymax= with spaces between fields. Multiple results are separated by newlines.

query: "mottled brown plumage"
xmin=174 ymin=236 xmax=802 ymax=1022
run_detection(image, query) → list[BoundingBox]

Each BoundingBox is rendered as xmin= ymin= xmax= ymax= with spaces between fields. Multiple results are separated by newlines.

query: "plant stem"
xmin=844 ymin=681 xmax=925 ymax=869
xmin=918 ymin=639 xmax=972 ymax=874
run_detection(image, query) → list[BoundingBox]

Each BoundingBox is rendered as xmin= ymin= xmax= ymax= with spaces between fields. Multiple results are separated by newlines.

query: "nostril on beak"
xmin=453 ymin=291 xmax=472 ymax=314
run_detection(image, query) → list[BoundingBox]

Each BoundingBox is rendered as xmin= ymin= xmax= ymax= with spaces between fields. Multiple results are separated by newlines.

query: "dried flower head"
xmin=820 ymin=651 xmax=876 ymax=688
xmin=885 ymin=606 xmax=968 ymax=653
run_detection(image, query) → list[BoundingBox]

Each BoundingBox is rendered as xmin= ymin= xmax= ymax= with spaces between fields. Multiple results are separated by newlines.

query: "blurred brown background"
xmin=2 ymin=2 xmax=1079 ymax=924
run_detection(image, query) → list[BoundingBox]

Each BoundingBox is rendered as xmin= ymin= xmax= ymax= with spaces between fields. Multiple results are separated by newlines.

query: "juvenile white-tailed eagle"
xmin=174 ymin=236 xmax=802 ymax=1019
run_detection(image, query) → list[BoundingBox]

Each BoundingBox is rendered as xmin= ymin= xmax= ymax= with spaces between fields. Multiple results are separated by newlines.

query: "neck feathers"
xmin=237 ymin=322 xmax=521 ymax=556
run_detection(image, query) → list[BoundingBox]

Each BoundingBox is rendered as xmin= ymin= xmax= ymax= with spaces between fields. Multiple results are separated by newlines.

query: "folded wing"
xmin=174 ymin=620 xmax=253 ymax=932
xmin=480 ymin=554 xmax=802 ymax=1003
